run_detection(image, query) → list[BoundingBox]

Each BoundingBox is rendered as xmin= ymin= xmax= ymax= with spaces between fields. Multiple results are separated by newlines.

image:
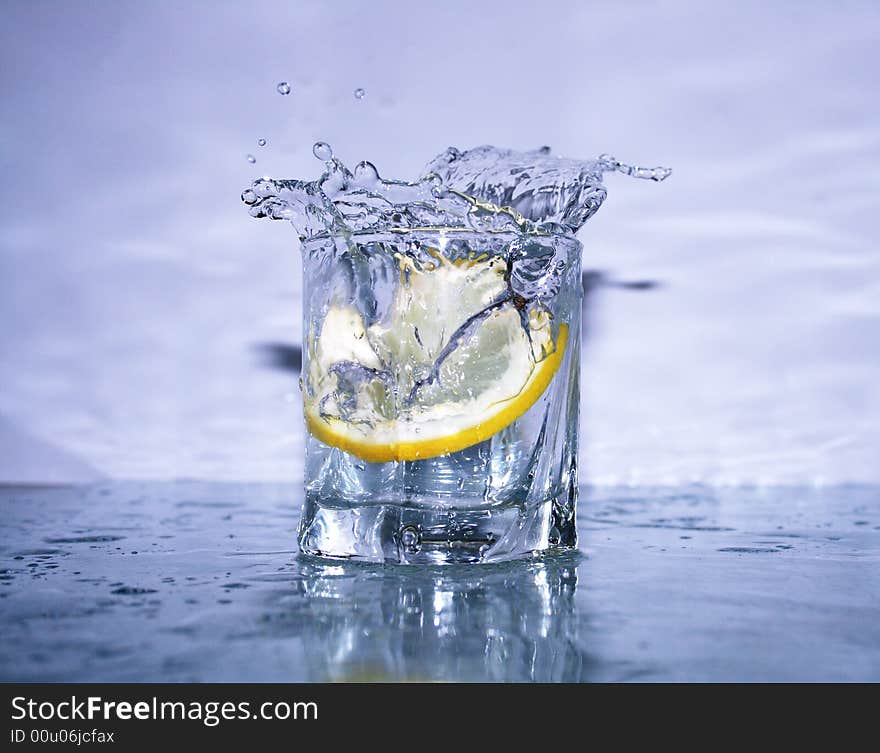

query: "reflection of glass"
xmin=299 ymin=229 xmax=582 ymax=564
xmin=262 ymin=554 xmax=587 ymax=682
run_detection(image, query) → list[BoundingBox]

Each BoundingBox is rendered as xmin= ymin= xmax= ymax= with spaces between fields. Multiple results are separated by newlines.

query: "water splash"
xmin=426 ymin=145 xmax=670 ymax=231
xmin=241 ymin=144 xmax=670 ymax=240
xmin=598 ymin=154 xmax=672 ymax=182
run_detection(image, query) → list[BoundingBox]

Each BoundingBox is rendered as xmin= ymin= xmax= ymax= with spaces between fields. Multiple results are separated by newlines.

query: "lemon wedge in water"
xmin=303 ymin=253 xmax=567 ymax=463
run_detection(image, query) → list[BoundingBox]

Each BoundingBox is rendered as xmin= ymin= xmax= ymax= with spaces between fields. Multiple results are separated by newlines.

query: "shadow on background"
xmin=254 ymin=342 xmax=303 ymax=374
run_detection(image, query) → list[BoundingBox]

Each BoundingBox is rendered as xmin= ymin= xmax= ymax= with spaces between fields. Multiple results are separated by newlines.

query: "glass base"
xmin=298 ymin=489 xmax=577 ymax=565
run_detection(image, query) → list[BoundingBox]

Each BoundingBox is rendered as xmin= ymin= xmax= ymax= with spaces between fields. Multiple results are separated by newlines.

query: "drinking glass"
xmin=298 ymin=228 xmax=581 ymax=564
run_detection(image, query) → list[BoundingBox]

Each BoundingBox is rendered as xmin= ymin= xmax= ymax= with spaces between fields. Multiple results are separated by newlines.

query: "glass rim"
xmin=300 ymin=226 xmax=582 ymax=249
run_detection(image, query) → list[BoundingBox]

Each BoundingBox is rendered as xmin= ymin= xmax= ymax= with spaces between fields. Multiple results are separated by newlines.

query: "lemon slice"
xmin=304 ymin=253 xmax=568 ymax=463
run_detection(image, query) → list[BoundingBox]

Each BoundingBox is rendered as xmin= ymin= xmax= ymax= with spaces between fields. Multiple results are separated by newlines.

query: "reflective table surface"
xmin=1 ymin=483 xmax=878 ymax=682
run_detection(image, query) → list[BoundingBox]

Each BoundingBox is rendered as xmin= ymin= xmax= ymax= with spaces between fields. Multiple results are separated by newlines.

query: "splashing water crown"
xmin=242 ymin=144 xmax=670 ymax=241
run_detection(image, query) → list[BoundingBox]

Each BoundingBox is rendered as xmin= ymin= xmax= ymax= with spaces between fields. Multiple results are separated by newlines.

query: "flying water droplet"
xmin=257 ymin=138 xmax=267 ymax=147
xmin=312 ymin=141 xmax=333 ymax=161
xmin=276 ymin=82 xmax=291 ymax=95
xmin=246 ymin=154 xmax=256 ymax=164
xmin=354 ymin=88 xmax=365 ymax=100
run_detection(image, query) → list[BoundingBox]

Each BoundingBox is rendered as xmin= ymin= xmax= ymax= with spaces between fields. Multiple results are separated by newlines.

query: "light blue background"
xmin=1 ymin=1 xmax=878 ymax=484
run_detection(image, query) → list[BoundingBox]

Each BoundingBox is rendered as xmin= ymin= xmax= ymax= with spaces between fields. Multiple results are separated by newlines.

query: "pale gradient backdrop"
xmin=1 ymin=0 xmax=878 ymax=484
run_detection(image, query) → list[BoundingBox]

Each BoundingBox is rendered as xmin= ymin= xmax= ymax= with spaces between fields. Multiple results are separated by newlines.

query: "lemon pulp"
xmin=304 ymin=252 xmax=568 ymax=463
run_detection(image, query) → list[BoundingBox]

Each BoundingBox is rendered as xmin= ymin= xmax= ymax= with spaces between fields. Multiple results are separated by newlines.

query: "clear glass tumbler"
xmin=298 ymin=228 xmax=581 ymax=564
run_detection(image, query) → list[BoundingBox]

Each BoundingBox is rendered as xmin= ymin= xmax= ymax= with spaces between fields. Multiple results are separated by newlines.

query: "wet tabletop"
xmin=1 ymin=483 xmax=878 ymax=682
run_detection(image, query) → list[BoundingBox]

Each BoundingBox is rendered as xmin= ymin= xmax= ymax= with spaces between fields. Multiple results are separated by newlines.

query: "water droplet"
xmin=257 ymin=138 xmax=267 ymax=147
xmin=354 ymin=87 xmax=366 ymax=100
xmin=246 ymin=154 xmax=256 ymax=164
xmin=312 ymin=141 xmax=333 ymax=161
xmin=353 ymin=160 xmax=379 ymax=184
xmin=456 ymin=477 xmax=464 ymax=491
xmin=276 ymin=82 xmax=291 ymax=95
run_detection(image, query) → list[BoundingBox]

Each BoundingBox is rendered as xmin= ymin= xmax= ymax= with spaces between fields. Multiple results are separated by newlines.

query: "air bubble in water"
xmin=399 ymin=526 xmax=421 ymax=552
xmin=312 ymin=141 xmax=333 ymax=161
xmin=276 ymin=82 xmax=291 ymax=95
xmin=257 ymin=138 xmax=267 ymax=147
xmin=509 ymin=238 xmax=564 ymax=301
xmin=246 ymin=154 xmax=256 ymax=164
xmin=354 ymin=88 xmax=365 ymax=100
